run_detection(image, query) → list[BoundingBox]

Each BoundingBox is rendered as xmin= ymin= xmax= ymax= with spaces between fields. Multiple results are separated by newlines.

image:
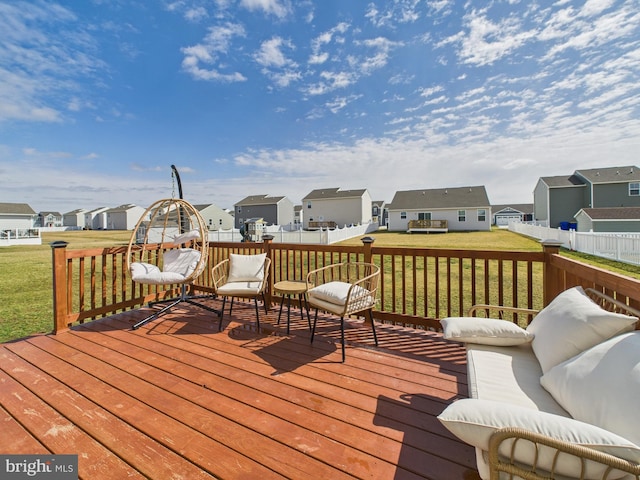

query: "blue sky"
xmin=1 ymin=0 xmax=639 ymax=213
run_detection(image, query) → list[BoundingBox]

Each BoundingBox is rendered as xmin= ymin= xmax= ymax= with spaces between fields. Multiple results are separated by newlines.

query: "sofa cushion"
xmin=526 ymin=286 xmax=638 ymax=373
xmin=438 ymin=398 xmax=640 ymax=479
xmin=541 ymin=331 xmax=640 ymax=447
xmin=308 ymin=281 xmax=371 ymax=307
xmin=466 ymin=343 xmax=570 ymax=416
xmin=441 ymin=317 xmax=534 ymax=346
xmin=227 ymin=253 xmax=266 ymax=283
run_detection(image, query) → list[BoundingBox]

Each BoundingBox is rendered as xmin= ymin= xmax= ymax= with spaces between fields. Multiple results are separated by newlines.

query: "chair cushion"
xmin=526 ymin=286 xmax=638 ymax=373
xmin=541 ymin=331 xmax=640 ymax=447
xmin=217 ymin=281 xmax=263 ymax=295
xmin=441 ymin=317 xmax=534 ymax=346
xmin=163 ymin=248 xmax=201 ymax=277
xmin=438 ymin=398 xmax=640 ymax=479
xmin=130 ymin=262 xmax=188 ymax=284
xmin=227 ymin=253 xmax=266 ymax=283
xmin=308 ymin=281 xmax=370 ymax=306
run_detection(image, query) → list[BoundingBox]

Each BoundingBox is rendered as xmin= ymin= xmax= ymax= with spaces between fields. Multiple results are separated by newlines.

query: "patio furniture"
xmin=438 ymin=286 xmax=640 ymax=480
xmin=306 ymin=262 xmax=380 ymax=362
xmin=273 ymin=280 xmax=311 ymax=334
xmin=126 ymin=197 xmax=219 ymax=330
xmin=212 ymin=253 xmax=271 ymax=331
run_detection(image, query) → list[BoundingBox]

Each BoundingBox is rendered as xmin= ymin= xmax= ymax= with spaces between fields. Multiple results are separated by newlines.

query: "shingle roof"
xmin=576 ymin=166 xmax=640 ymax=184
xmin=302 ymin=188 xmax=368 ymax=200
xmin=64 ymin=208 xmax=87 ymax=215
xmin=492 ymin=204 xmax=534 ymax=214
xmin=387 ymin=186 xmax=490 ymax=210
xmin=235 ymin=195 xmax=285 ymax=206
xmin=0 ymin=202 xmax=36 ymax=215
xmin=540 ymin=174 xmax=585 ymax=188
xmin=579 ymin=207 xmax=640 ymax=220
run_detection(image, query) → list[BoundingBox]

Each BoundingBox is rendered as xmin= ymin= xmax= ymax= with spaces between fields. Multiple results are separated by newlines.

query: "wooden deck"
xmin=0 ymin=298 xmax=480 ymax=479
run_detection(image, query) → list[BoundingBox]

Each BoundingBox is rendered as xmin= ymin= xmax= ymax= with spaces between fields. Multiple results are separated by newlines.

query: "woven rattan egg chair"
xmin=126 ymin=178 xmax=220 ymax=329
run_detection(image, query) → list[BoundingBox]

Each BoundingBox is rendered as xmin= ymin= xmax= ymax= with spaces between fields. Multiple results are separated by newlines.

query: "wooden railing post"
xmin=50 ymin=240 xmax=69 ymax=334
xmin=541 ymin=239 xmax=564 ymax=306
xmin=262 ymin=234 xmax=275 ymax=306
xmin=361 ymin=236 xmax=375 ymax=264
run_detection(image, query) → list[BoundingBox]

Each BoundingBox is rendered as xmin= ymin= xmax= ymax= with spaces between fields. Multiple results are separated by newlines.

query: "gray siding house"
xmin=63 ymin=208 xmax=87 ymax=228
xmin=387 ymin=186 xmax=491 ymax=232
xmin=37 ymin=211 xmax=63 ymax=228
xmin=234 ymin=195 xmax=294 ymax=229
xmin=574 ymin=207 xmax=640 ymax=233
xmin=534 ymin=166 xmax=640 ymax=228
xmin=105 ymin=204 xmax=146 ymax=230
xmin=492 ymin=204 xmax=533 ymax=227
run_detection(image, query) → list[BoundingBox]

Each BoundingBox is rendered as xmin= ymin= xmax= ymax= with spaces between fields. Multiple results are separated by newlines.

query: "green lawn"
xmin=1 ymin=228 xmax=639 ymax=343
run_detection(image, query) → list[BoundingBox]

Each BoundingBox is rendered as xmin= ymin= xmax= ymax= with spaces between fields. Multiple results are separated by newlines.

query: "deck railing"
xmin=407 ymin=219 xmax=448 ymax=230
xmin=50 ymin=237 xmax=640 ymax=334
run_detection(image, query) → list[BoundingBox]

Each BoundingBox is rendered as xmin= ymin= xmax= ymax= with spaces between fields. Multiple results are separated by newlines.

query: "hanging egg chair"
xmin=126 ymin=166 xmax=220 ymax=329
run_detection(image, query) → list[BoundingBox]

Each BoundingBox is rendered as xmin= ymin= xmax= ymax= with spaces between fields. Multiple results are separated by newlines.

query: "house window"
xmin=630 ymin=182 xmax=640 ymax=196
xmin=307 ymin=201 xmax=312 ymax=209
xmin=477 ymin=209 xmax=486 ymax=222
xmin=237 ymin=206 xmax=242 ymax=213
xmin=400 ymin=211 xmax=407 ymax=219
xmin=208 ymin=219 xmax=212 ymax=225
xmin=418 ymin=212 xmax=431 ymax=220
xmin=373 ymin=206 xmax=379 ymax=216
xmin=458 ymin=210 xmax=466 ymax=222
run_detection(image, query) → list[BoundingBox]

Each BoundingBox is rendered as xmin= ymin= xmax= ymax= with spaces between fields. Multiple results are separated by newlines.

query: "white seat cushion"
xmin=526 ymin=286 xmax=638 ymax=373
xmin=308 ymin=281 xmax=371 ymax=306
xmin=162 ymin=248 xmax=201 ymax=277
xmin=466 ymin=343 xmax=570 ymax=416
xmin=217 ymin=281 xmax=263 ymax=295
xmin=130 ymin=262 xmax=188 ymax=284
xmin=227 ymin=253 xmax=266 ymax=283
xmin=438 ymin=398 xmax=640 ymax=480
xmin=541 ymin=331 xmax=640 ymax=447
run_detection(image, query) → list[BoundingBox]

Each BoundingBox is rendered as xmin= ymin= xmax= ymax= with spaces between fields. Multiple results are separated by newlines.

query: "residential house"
xmin=301 ymin=188 xmax=372 ymax=230
xmin=105 ymin=204 xmax=147 ymax=230
xmin=574 ymin=207 xmax=640 ymax=233
xmin=233 ymin=195 xmax=294 ymax=229
xmin=195 ymin=204 xmax=234 ymax=230
xmin=386 ymin=186 xmax=491 ymax=232
xmin=84 ymin=207 xmax=110 ymax=230
xmin=492 ymin=204 xmax=533 ymax=227
xmin=372 ymin=200 xmax=387 ymax=227
xmin=63 ymin=208 xmax=87 ymax=228
xmin=533 ymin=165 xmax=640 ymax=228
xmin=0 ymin=202 xmax=36 ymax=229
xmin=37 ymin=211 xmax=63 ymax=228
xmin=294 ymin=205 xmax=303 ymax=226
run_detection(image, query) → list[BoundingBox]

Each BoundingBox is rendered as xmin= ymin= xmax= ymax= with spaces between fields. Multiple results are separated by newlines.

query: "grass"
xmin=2 ymin=228 xmax=639 ymax=343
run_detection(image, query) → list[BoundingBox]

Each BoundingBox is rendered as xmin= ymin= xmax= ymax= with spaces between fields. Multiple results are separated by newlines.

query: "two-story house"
xmin=234 ymin=195 xmax=294 ymax=229
xmin=84 ymin=207 xmax=110 ymax=230
xmin=533 ymin=166 xmax=640 ymax=229
xmin=37 ymin=211 xmax=63 ymax=228
xmin=105 ymin=204 xmax=147 ymax=230
xmin=63 ymin=209 xmax=87 ymax=228
xmin=195 ymin=204 xmax=235 ymax=231
xmin=301 ymin=188 xmax=372 ymax=230
xmin=386 ymin=186 xmax=491 ymax=232
xmin=0 ymin=203 xmax=37 ymax=230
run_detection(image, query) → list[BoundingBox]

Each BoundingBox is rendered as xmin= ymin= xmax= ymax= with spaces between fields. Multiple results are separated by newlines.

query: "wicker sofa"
xmin=438 ymin=287 xmax=640 ymax=480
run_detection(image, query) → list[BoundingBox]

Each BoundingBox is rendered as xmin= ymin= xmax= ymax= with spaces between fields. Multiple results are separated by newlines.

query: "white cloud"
xmin=240 ymin=0 xmax=291 ymax=19
xmin=181 ymin=23 xmax=248 ymax=82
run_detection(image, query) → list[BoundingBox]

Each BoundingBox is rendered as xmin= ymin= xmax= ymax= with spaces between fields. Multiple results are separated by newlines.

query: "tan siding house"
xmin=301 ymin=188 xmax=372 ymax=230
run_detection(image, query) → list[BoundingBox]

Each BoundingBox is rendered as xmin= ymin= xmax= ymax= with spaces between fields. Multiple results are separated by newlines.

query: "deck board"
xmin=0 ymin=299 xmax=480 ymax=479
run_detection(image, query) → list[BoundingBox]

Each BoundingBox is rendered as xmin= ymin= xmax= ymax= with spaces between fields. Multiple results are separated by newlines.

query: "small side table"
xmin=273 ymin=281 xmax=311 ymax=334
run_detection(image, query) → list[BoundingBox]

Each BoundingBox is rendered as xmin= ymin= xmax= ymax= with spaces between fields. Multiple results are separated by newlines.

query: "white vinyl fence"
xmin=510 ymin=222 xmax=640 ymax=266
xmin=207 ymin=223 xmax=377 ymax=245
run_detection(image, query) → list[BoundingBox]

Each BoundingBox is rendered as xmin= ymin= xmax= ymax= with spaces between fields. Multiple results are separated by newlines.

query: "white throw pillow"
xmin=227 ymin=253 xmax=266 ymax=283
xmin=308 ymin=281 xmax=371 ymax=306
xmin=438 ymin=398 xmax=640 ymax=479
xmin=441 ymin=317 xmax=534 ymax=346
xmin=541 ymin=332 xmax=640 ymax=447
xmin=526 ymin=286 xmax=638 ymax=373
xmin=173 ymin=229 xmax=201 ymax=244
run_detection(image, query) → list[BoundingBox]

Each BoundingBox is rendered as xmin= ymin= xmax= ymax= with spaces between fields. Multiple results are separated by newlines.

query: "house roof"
xmin=302 ymin=188 xmax=368 ymax=200
xmin=540 ymin=174 xmax=586 ymax=188
xmin=578 ymin=207 xmax=640 ymax=220
xmin=106 ymin=204 xmax=139 ymax=213
xmin=492 ymin=204 xmax=533 ymax=214
xmin=0 ymin=202 xmax=36 ymax=215
xmin=64 ymin=208 xmax=87 ymax=215
xmin=387 ymin=186 xmax=490 ymax=210
xmin=235 ymin=195 xmax=286 ymax=206
xmin=576 ymin=166 xmax=640 ymax=184
xmin=39 ymin=211 xmax=62 ymax=216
